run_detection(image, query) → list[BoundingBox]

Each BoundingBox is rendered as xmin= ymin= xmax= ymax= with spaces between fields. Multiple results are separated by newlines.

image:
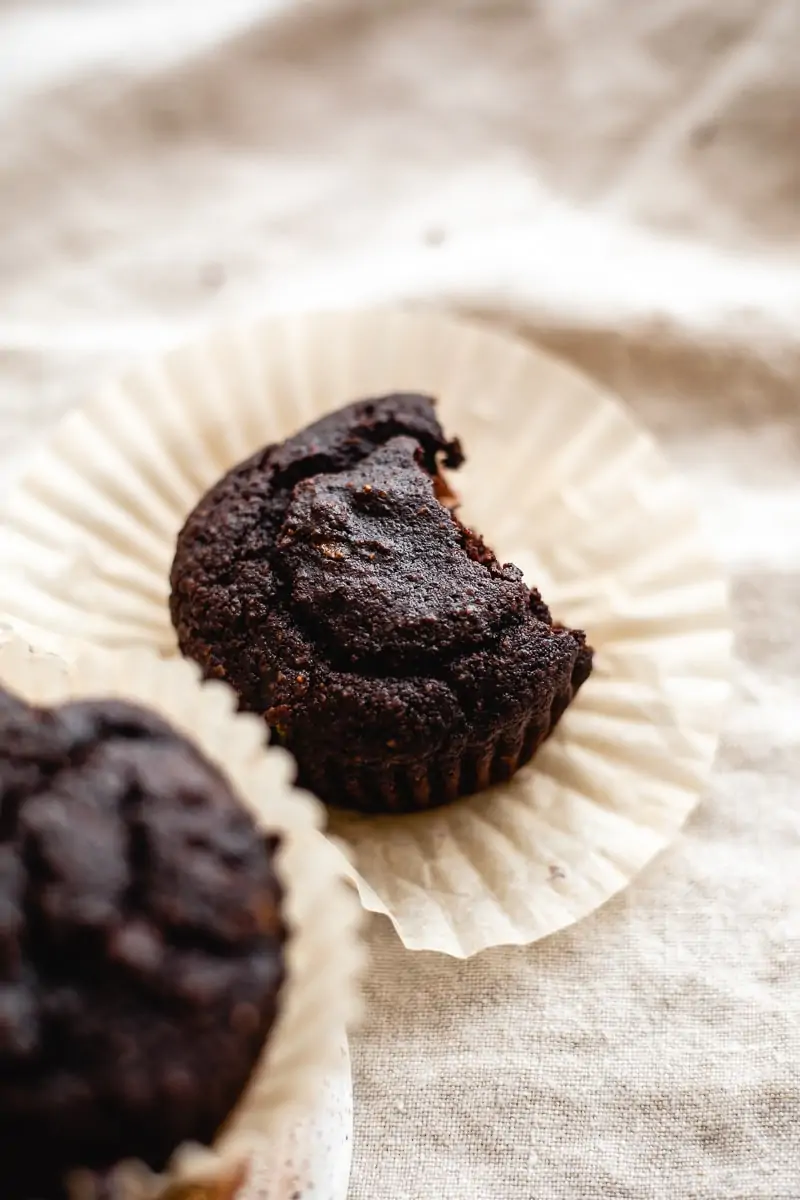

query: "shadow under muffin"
xmin=170 ymin=394 xmax=592 ymax=815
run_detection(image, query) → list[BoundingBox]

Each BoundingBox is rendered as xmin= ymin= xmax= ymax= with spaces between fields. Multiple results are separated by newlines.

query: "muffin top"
xmin=170 ymin=394 xmax=590 ymax=802
xmin=0 ymin=687 xmax=284 ymax=1200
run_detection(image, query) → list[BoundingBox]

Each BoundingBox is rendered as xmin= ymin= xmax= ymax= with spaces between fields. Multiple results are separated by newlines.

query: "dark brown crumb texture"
xmin=0 ymin=688 xmax=285 ymax=1200
xmin=170 ymin=393 xmax=593 ymax=813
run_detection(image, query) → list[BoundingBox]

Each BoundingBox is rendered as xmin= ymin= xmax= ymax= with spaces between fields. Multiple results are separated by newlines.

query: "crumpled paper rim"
xmin=0 ymin=307 xmax=732 ymax=957
xmin=0 ymin=633 xmax=363 ymax=1199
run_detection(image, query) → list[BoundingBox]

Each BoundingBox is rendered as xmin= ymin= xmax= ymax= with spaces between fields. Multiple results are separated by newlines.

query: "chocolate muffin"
xmin=0 ymin=686 xmax=285 ymax=1200
xmin=170 ymin=393 xmax=592 ymax=815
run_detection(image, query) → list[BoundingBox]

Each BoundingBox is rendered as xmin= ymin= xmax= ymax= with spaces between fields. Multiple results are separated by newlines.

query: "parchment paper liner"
xmin=0 ymin=635 xmax=362 ymax=1199
xmin=0 ymin=308 xmax=732 ymax=957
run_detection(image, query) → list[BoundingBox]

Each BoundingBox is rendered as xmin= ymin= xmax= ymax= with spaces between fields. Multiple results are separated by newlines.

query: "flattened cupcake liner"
xmin=0 ymin=308 xmax=732 ymax=957
xmin=0 ymin=635 xmax=362 ymax=1200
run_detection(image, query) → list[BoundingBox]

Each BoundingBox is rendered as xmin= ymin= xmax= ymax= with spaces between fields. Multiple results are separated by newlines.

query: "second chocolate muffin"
xmin=170 ymin=394 xmax=592 ymax=814
xmin=0 ymin=687 xmax=284 ymax=1199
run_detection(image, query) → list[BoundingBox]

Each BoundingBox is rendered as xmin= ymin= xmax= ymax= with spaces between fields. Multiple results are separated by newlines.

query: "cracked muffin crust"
xmin=170 ymin=394 xmax=592 ymax=814
xmin=0 ymin=687 xmax=285 ymax=1200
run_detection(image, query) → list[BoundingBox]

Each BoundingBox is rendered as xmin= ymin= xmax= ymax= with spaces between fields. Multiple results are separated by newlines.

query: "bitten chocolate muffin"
xmin=0 ymin=687 xmax=284 ymax=1200
xmin=170 ymin=394 xmax=592 ymax=815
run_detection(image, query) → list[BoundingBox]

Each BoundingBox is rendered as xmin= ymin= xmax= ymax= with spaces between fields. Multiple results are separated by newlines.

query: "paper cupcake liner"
xmin=0 ymin=635 xmax=362 ymax=1200
xmin=241 ymin=1038 xmax=353 ymax=1200
xmin=0 ymin=308 xmax=732 ymax=957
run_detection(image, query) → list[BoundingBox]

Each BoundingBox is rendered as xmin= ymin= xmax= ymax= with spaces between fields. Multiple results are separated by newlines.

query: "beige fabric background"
xmin=1 ymin=2 xmax=799 ymax=1197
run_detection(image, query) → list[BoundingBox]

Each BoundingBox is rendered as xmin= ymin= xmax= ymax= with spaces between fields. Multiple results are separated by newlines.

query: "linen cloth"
xmin=1 ymin=2 xmax=799 ymax=1197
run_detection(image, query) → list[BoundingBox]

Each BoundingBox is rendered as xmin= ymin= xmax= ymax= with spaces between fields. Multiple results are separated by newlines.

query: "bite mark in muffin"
xmin=170 ymin=394 xmax=593 ymax=814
